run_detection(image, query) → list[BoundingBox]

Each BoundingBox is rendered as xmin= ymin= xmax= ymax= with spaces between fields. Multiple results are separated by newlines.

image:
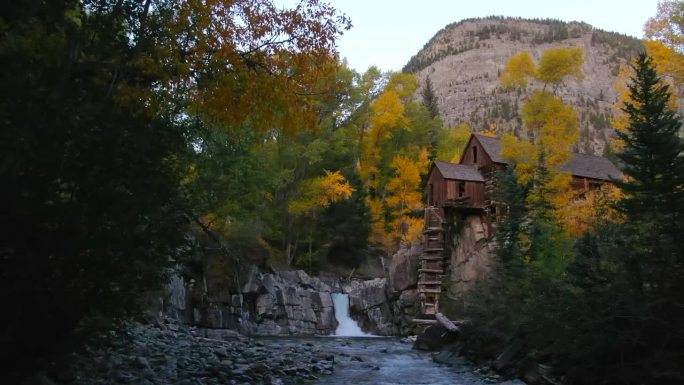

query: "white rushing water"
xmin=331 ymin=293 xmax=370 ymax=337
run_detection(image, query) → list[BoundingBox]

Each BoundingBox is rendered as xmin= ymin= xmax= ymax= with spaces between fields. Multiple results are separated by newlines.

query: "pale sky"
xmin=275 ymin=0 xmax=660 ymax=73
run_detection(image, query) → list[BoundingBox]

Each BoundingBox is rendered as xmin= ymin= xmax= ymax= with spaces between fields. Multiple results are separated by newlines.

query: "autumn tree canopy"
xmin=0 ymin=0 xmax=351 ymax=378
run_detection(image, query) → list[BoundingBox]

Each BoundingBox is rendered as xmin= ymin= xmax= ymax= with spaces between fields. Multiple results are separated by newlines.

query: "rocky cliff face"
xmin=385 ymin=215 xmax=497 ymax=328
xmin=162 ymin=264 xmax=399 ymax=336
xmin=405 ymin=18 xmax=645 ymax=155
xmin=446 ymin=215 xmax=496 ymax=295
xmin=386 ymin=242 xmax=423 ymax=335
xmin=344 ymin=278 xmax=397 ymax=335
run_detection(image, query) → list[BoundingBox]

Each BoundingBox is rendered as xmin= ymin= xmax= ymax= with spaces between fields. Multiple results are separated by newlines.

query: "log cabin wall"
xmin=466 ymin=181 xmax=485 ymax=207
xmin=480 ymin=163 xmax=506 ymax=205
xmin=426 ymin=167 xmax=485 ymax=207
xmin=460 ymin=137 xmax=493 ymax=167
xmin=570 ymin=176 xmax=606 ymax=191
xmin=427 ymin=167 xmax=447 ymax=207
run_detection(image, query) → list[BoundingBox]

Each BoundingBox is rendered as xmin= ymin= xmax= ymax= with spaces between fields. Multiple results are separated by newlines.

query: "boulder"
xmin=414 ymin=325 xmax=459 ymax=351
xmin=346 ymin=278 xmax=397 ymax=335
xmin=387 ymin=241 xmax=421 ymax=295
xmin=432 ymin=348 xmax=466 ymax=366
xmin=348 ymin=278 xmax=387 ymax=310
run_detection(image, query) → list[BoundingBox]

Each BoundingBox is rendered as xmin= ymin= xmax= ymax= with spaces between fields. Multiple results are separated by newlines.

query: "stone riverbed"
xmin=35 ymin=322 xmax=526 ymax=385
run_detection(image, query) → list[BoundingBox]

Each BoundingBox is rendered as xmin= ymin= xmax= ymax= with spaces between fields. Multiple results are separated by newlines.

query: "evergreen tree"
xmin=494 ymin=166 xmax=527 ymax=272
xmin=422 ymin=76 xmax=440 ymax=119
xmin=421 ymin=76 xmax=440 ymax=160
xmin=615 ymin=53 xmax=684 ymax=291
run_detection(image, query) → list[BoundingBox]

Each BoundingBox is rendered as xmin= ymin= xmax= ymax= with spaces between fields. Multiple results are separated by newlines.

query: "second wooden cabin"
xmin=426 ymin=133 xmax=622 ymax=211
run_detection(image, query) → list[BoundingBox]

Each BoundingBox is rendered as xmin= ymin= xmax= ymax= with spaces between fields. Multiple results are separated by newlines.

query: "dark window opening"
xmin=429 ymin=183 xmax=434 ymax=205
xmin=473 ymin=146 xmax=478 ymax=163
xmin=458 ymin=181 xmax=466 ymax=197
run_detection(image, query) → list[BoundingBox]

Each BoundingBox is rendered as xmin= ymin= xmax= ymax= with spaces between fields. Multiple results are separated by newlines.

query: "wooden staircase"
xmin=418 ymin=206 xmax=447 ymax=315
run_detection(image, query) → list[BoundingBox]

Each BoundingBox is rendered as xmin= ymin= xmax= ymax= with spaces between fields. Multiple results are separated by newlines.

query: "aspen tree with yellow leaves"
xmin=499 ymin=48 xmax=582 ymax=227
xmin=355 ymin=72 xmax=444 ymax=252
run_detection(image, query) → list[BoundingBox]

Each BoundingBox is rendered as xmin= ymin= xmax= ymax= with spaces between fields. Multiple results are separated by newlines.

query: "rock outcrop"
xmin=178 ymin=266 xmax=404 ymax=336
xmin=186 ymin=268 xmax=338 ymax=336
xmin=386 ymin=241 xmax=423 ymax=335
xmin=387 ymin=242 xmax=421 ymax=295
xmin=447 ymin=215 xmax=496 ymax=294
xmin=345 ymin=278 xmax=397 ymax=335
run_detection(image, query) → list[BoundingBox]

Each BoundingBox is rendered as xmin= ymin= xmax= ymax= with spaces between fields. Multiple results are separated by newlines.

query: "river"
xmin=260 ymin=336 xmax=513 ymax=385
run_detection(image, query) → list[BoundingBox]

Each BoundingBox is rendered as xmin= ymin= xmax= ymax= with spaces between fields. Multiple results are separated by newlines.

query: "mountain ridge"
xmin=403 ymin=17 xmax=645 ymax=155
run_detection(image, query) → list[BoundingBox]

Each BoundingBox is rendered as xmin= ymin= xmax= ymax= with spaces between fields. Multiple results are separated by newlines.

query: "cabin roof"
xmin=560 ymin=153 xmax=623 ymax=181
xmin=439 ymin=133 xmax=623 ymax=182
xmin=434 ymin=160 xmax=485 ymax=182
xmin=472 ymin=133 xmax=508 ymax=164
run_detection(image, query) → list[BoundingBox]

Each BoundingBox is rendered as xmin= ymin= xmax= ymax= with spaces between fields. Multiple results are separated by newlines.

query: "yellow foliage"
xmin=501 ymin=134 xmax=536 ymax=185
xmin=366 ymin=152 xmax=428 ymax=252
xmin=417 ymin=148 xmax=432 ymax=176
xmin=385 ymin=72 xmax=419 ymax=99
xmin=437 ymin=123 xmax=471 ymax=163
xmin=561 ymin=184 xmax=623 ymax=237
xmin=502 ymin=90 xmax=579 ymax=221
xmin=386 ymin=154 xmax=423 ymax=216
xmin=359 ymin=83 xmax=410 ymax=188
xmin=288 ymin=170 xmax=354 ymax=215
xmin=369 ymin=89 xmax=408 ymax=129
xmin=644 ymin=0 xmax=684 ymax=52
xmin=645 ymin=40 xmax=684 ymax=78
xmin=391 ymin=216 xmax=424 ymax=246
xmin=610 ymin=62 xmax=636 ymax=150
xmin=536 ymin=47 xmax=585 ymax=84
xmin=611 ymin=45 xmax=680 ymax=152
xmin=500 ymin=51 xmax=537 ymax=90
xmin=521 ymin=90 xmax=578 ymax=168
xmin=545 ymin=172 xmax=574 ymax=219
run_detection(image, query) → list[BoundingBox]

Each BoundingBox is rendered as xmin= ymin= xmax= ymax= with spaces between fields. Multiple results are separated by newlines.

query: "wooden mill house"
xmin=418 ymin=133 xmax=622 ymax=315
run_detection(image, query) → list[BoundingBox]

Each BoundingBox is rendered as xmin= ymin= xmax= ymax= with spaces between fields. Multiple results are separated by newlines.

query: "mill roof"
xmin=561 ymin=153 xmax=623 ymax=181
xmin=443 ymin=133 xmax=623 ymax=182
xmin=472 ymin=133 xmax=508 ymax=164
xmin=433 ymin=160 xmax=485 ymax=182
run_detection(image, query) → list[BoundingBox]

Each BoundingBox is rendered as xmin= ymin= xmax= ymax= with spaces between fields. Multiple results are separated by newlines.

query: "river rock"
xmin=63 ymin=320 xmax=337 ymax=385
xmin=414 ymin=325 xmax=460 ymax=351
xmin=433 ymin=348 xmax=466 ymax=366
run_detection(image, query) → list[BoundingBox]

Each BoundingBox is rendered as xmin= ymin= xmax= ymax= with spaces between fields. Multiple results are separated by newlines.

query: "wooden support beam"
xmin=423 ymin=227 xmax=444 ymax=234
xmin=419 ymin=255 xmax=443 ymax=261
xmin=424 ymin=247 xmax=444 ymax=252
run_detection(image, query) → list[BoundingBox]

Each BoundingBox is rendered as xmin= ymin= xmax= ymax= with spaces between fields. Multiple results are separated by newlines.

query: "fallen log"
xmin=411 ymin=316 xmax=470 ymax=328
xmin=435 ymin=312 xmax=460 ymax=333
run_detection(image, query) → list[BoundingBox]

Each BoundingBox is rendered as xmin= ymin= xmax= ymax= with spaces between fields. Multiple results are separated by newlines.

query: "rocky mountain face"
xmin=404 ymin=17 xmax=644 ymax=155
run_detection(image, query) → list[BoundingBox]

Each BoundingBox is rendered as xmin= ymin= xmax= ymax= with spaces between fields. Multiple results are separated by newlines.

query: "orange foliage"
xmin=561 ymin=185 xmax=623 ymax=237
xmin=116 ymin=0 xmax=351 ymax=135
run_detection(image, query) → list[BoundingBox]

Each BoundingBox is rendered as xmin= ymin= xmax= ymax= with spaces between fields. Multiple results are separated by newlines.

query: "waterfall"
xmin=331 ymin=293 xmax=370 ymax=336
